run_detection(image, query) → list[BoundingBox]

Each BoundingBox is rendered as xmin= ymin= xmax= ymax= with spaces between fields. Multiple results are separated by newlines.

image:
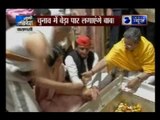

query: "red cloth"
xmin=76 ymin=35 xmax=91 ymax=47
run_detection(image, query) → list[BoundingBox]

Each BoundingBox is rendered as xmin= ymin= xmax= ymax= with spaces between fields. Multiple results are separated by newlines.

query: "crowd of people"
xmin=6 ymin=9 xmax=155 ymax=112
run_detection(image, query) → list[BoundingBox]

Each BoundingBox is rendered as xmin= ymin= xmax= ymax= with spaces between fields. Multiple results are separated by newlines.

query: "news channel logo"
xmin=122 ymin=15 xmax=147 ymax=26
xmin=16 ymin=16 xmax=36 ymax=26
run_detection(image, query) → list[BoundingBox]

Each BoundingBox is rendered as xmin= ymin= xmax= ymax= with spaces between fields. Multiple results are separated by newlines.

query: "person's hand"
xmin=81 ymin=87 xmax=92 ymax=101
xmin=81 ymin=87 xmax=99 ymax=101
xmin=81 ymin=71 xmax=93 ymax=85
xmin=122 ymin=77 xmax=141 ymax=93
xmin=82 ymin=76 xmax=92 ymax=85
xmin=91 ymin=86 xmax=100 ymax=100
xmin=127 ymin=77 xmax=141 ymax=89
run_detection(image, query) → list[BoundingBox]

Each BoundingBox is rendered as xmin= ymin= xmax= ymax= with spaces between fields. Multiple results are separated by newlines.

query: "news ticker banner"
xmin=16 ymin=15 xmax=147 ymax=26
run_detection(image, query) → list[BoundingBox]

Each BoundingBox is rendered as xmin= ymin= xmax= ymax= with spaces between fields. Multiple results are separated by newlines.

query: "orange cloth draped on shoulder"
xmin=104 ymin=36 xmax=155 ymax=74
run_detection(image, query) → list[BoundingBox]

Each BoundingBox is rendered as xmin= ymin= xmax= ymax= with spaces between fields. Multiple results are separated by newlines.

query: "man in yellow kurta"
xmin=82 ymin=27 xmax=155 ymax=92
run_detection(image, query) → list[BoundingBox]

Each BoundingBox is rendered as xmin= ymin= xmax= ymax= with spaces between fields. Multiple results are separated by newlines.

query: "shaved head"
xmin=24 ymin=31 xmax=49 ymax=59
xmin=52 ymin=26 xmax=71 ymax=47
xmin=55 ymin=26 xmax=71 ymax=33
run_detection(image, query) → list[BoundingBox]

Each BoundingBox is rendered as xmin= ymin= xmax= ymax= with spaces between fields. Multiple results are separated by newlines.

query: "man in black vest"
xmin=64 ymin=35 xmax=99 ymax=89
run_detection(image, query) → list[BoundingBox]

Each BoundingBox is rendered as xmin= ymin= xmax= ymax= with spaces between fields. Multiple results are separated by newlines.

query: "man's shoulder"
xmin=65 ymin=55 xmax=73 ymax=61
xmin=141 ymin=36 xmax=154 ymax=48
xmin=89 ymin=51 xmax=97 ymax=56
xmin=113 ymin=41 xmax=124 ymax=51
xmin=108 ymin=40 xmax=125 ymax=55
xmin=67 ymin=50 xmax=77 ymax=56
xmin=65 ymin=50 xmax=77 ymax=60
xmin=64 ymin=55 xmax=75 ymax=65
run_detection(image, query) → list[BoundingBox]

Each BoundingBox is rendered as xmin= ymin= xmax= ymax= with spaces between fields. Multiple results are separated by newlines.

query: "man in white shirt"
xmin=6 ymin=25 xmax=99 ymax=112
xmin=65 ymin=35 xmax=99 ymax=89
